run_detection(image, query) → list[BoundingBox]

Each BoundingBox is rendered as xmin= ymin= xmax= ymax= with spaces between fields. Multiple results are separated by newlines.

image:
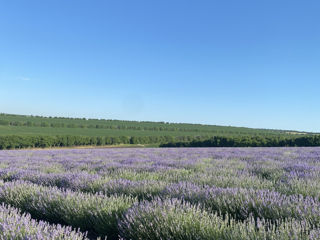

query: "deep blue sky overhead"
xmin=0 ymin=1 xmax=319 ymax=132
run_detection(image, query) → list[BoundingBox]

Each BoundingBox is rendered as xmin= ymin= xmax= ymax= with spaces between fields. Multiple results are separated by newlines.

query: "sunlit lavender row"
xmin=0 ymin=147 xmax=320 ymax=239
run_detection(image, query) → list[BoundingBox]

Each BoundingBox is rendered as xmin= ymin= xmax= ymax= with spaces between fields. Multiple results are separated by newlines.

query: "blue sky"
xmin=0 ymin=1 xmax=319 ymax=132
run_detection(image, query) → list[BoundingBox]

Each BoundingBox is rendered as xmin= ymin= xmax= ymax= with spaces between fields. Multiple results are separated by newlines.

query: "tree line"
xmin=1 ymin=135 xmax=320 ymax=150
xmin=160 ymin=135 xmax=320 ymax=147
xmin=0 ymin=135 xmax=201 ymax=149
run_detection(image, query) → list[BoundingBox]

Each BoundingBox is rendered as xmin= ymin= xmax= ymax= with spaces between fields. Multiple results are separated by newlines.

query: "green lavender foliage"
xmin=0 ymin=148 xmax=320 ymax=239
xmin=0 ymin=181 xmax=135 ymax=239
xmin=0 ymin=203 xmax=87 ymax=240
xmin=119 ymin=199 xmax=320 ymax=240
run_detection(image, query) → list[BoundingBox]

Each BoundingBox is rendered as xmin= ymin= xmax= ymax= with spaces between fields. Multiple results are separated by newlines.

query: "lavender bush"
xmin=0 ymin=203 xmax=87 ymax=239
xmin=0 ymin=147 xmax=320 ymax=239
xmin=0 ymin=180 xmax=135 ymax=238
xmin=119 ymin=198 xmax=320 ymax=240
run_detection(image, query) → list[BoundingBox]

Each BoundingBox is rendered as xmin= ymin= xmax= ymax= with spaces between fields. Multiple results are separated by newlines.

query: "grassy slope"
xmin=0 ymin=125 xmax=213 ymax=137
xmin=0 ymin=113 xmax=311 ymax=137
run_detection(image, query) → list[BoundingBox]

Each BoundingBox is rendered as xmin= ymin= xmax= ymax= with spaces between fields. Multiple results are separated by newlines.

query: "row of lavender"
xmin=0 ymin=148 xmax=320 ymax=239
xmin=0 ymin=203 xmax=86 ymax=239
xmin=1 ymin=180 xmax=320 ymax=239
xmin=1 ymin=148 xmax=320 ymax=198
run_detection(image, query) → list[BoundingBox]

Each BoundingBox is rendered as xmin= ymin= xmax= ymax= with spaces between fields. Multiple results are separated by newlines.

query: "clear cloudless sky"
xmin=0 ymin=0 xmax=319 ymax=132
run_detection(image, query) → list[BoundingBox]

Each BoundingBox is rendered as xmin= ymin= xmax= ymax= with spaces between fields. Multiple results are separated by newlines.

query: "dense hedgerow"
xmin=1 ymin=134 xmax=320 ymax=150
xmin=0 ymin=181 xmax=135 ymax=239
xmin=161 ymin=135 xmax=320 ymax=147
xmin=0 ymin=203 xmax=87 ymax=239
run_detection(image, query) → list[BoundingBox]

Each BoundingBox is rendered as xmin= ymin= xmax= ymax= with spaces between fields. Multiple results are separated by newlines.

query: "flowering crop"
xmin=118 ymin=198 xmax=320 ymax=240
xmin=0 ymin=180 xmax=135 ymax=238
xmin=0 ymin=147 xmax=320 ymax=239
xmin=0 ymin=203 xmax=87 ymax=239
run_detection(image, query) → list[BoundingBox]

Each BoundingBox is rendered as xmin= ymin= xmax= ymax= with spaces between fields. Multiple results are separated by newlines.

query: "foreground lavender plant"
xmin=0 ymin=180 xmax=135 ymax=239
xmin=0 ymin=203 xmax=87 ymax=239
xmin=119 ymin=198 xmax=320 ymax=240
xmin=163 ymin=182 xmax=320 ymax=225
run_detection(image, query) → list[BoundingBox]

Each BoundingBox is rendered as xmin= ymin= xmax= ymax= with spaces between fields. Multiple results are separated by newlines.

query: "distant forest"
xmin=0 ymin=113 xmax=318 ymax=149
xmin=1 ymin=135 xmax=320 ymax=150
xmin=160 ymin=135 xmax=320 ymax=148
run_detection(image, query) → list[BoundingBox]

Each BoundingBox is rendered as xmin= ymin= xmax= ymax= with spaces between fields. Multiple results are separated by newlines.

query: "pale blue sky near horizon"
xmin=0 ymin=1 xmax=319 ymax=132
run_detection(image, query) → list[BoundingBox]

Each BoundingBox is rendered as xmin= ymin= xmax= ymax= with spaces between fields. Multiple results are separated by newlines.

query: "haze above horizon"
xmin=0 ymin=1 xmax=319 ymax=132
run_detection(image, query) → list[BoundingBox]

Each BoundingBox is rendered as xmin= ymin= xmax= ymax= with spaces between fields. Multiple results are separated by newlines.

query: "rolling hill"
xmin=0 ymin=113 xmax=317 ymax=149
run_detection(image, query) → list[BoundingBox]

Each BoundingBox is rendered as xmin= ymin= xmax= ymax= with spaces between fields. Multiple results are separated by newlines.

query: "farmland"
xmin=0 ymin=113 xmax=303 ymax=137
xmin=0 ymin=147 xmax=320 ymax=239
xmin=1 ymin=113 xmax=319 ymax=149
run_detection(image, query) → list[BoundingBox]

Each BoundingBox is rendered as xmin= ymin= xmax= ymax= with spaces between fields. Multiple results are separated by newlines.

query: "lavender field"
xmin=0 ymin=147 xmax=320 ymax=239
